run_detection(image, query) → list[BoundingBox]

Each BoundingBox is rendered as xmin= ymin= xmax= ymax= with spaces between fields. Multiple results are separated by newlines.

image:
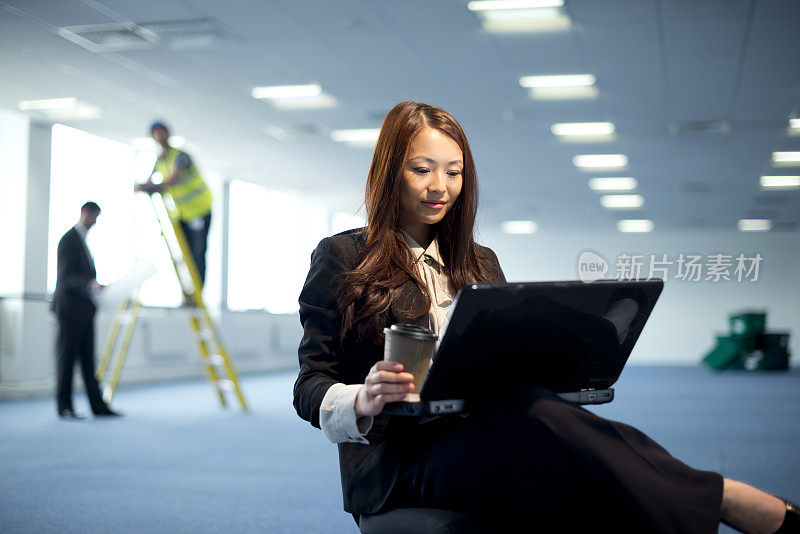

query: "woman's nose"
xmin=428 ymin=171 xmax=446 ymax=193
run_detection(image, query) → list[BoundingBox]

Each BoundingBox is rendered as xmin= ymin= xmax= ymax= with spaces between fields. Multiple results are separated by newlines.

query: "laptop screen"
xmin=420 ymin=279 xmax=663 ymax=400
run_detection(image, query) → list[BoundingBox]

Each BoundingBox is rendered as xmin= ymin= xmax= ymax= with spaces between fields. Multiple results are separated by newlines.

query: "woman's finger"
xmin=370 ymin=382 xmax=412 ymax=396
xmin=374 ymin=361 xmax=404 ymax=372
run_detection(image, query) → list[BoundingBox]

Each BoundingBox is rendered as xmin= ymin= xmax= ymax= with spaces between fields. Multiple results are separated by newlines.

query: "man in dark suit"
xmin=52 ymin=201 xmax=120 ymax=419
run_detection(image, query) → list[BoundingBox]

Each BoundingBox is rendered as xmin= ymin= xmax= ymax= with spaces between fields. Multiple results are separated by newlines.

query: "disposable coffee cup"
xmin=383 ymin=324 xmax=437 ymax=402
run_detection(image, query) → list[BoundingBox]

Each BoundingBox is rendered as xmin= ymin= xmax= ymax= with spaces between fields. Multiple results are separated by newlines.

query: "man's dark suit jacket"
xmin=52 ymin=226 xmax=96 ymax=319
xmin=293 ymin=228 xmax=505 ymax=517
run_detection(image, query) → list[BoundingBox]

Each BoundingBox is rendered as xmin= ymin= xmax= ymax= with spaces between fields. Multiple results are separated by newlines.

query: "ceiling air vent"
xmin=669 ymin=120 xmax=730 ymax=136
xmin=58 ymin=22 xmax=160 ymax=52
xmin=140 ymin=19 xmax=235 ymax=50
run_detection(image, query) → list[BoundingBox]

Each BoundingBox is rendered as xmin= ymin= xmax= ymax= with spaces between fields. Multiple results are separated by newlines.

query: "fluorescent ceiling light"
xmin=551 ymin=122 xmax=614 ymax=137
xmin=519 ymin=74 xmax=595 ymax=88
xmin=551 ymin=122 xmax=615 ymax=142
xmin=251 ymin=84 xmax=321 ymax=99
xmin=789 ymin=119 xmax=800 ymax=136
xmin=467 ymin=0 xmax=563 ymax=10
xmin=270 ymin=93 xmax=337 ymax=110
xmin=759 ymin=175 xmax=800 ymax=190
xmin=520 ymin=74 xmax=597 ymax=100
xmin=251 ymin=83 xmax=336 ymax=109
xmin=330 ymin=128 xmax=381 ymax=146
xmin=18 ymin=97 xmax=78 ymax=110
xmin=600 ymin=194 xmax=644 ymax=209
xmin=477 ymin=8 xmax=570 ymax=32
xmin=617 ymin=219 xmax=653 ymax=233
xmin=18 ymin=97 xmax=101 ymax=120
xmin=501 ymin=220 xmax=538 ymax=234
xmin=738 ymin=219 xmax=772 ymax=232
xmin=573 ymin=154 xmax=628 ymax=170
xmin=772 ymin=151 xmax=800 ymax=166
xmin=530 ymin=86 xmax=598 ymax=100
xmin=588 ymin=177 xmax=638 ymax=192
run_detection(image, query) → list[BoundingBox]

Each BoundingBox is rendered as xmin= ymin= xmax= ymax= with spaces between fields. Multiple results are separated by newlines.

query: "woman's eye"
xmin=414 ymin=167 xmax=430 ymax=174
xmin=448 ymin=170 xmax=462 ymax=177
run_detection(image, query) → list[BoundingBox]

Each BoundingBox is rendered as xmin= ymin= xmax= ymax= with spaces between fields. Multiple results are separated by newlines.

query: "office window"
xmin=48 ymin=126 xmax=220 ymax=308
xmin=48 ymin=124 xmax=137 ymax=293
xmin=227 ymin=180 xmax=329 ymax=313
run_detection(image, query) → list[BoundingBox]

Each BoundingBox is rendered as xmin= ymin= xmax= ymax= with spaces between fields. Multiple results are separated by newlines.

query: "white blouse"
xmin=319 ymin=231 xmax=453 ymax=444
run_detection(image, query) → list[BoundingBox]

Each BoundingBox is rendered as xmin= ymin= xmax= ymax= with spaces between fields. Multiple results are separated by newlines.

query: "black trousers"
xmin=55 ymin=312 xmax=107 ymax=414
xmin=179 ymin=212 xmax=211 ymax=287
xmin=387 ymin=387 xmax=723 ymax=533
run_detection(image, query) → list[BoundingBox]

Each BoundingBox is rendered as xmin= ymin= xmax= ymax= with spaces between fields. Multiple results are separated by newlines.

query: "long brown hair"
xmin=339 ymin=101 xmax=496 ymax=343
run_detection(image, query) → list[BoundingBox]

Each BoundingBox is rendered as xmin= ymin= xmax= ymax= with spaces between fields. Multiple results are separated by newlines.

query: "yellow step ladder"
xmin=96 ymin=192 xmax=248 ymax=410
xmin=96 ymin=298 xmax=140 ymax=404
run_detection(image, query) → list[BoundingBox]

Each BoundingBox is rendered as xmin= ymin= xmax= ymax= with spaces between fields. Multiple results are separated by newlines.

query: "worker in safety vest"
xmin=135 ymin=121 xmax=213 ymax=288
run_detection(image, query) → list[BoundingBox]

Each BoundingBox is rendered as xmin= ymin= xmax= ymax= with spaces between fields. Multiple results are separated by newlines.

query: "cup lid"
xmin=385 ymin=323 xmax=437 ymax=341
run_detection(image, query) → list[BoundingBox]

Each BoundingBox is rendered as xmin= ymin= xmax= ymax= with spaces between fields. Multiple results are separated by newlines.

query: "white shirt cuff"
xmin=320 ymin=383 xmax=373 ymax=444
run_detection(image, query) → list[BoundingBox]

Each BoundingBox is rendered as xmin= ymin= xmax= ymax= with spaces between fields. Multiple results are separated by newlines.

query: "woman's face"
xmin=399 ymin=127 xmax=464 ymax=234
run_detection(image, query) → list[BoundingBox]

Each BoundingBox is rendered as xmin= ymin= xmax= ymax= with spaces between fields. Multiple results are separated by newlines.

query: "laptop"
xmin=382 ymin=279 xmax=664 ymax=417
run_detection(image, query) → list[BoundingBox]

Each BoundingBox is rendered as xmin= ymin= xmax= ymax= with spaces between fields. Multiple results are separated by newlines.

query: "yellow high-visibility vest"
xmin=155 ymin=147 xmax=212 ymax=221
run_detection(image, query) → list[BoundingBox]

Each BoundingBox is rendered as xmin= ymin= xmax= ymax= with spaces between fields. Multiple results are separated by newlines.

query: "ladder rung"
xmin=208 ymin=354 xmax=225 ymax=366
xmin=217 ymin=379 xmax=234 ymax=391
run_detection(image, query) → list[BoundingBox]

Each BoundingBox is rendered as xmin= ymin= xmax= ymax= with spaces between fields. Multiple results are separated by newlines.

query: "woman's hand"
xmin=354 ymin=361 xmax=415 ymax=417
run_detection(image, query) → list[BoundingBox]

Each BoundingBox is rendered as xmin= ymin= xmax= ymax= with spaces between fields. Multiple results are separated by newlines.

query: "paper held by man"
xmin=96 ymin=260 xmax=157 ymax=309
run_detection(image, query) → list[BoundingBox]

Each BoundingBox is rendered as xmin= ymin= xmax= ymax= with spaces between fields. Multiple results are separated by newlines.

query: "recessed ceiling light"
xmin=501 ymin=220 xmax=538 ymax=234
xmin=788 ymin=119 xmax=800 ymax=136
xmin=519 ymin=74 xmax=595 ymax=88
xmin=18 ymin=97 xmax=79 ymax=110
xmin=251 ymin=84 xmax=321 ymax=99
xmin=476 ymin=8 xmax=570 ymax=32
xmin=251 ymin=83 xmax=336 ymax=109
xmin=617 ymin=219 xmax=653 ymax=233
xmin=330 ymin=128 xmax=381 ymax=148
xmin=573 ymin=154 xmax=628 ymax=170
xmin=738 ymin=219 xmax=772 ymax=232
xmin=18 ymin=97 xmax=101 ymax=120
xmin=551 ymin=122 xmax=615 ymax=142
xmin=467 ymin=0 xmax=564 ymax=10
xmin=588 ymin=177 xmax=638 ymax=192
xmin=772 ymin=151 xmax=800 ymax=166
xmin=759 ymin=175 xmax=800 ymax=190
xmin=519 ymin=74 xmax=597 ymax=100
xmin=600 ymin=194 xmax=644 ymax=209
xmin=551 ymin=122 xmax=614 ymax=136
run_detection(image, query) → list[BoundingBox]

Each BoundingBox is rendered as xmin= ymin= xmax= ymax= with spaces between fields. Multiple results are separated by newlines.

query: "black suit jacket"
xmin=52 ymin=226 xmax=96 ymax=319
xmin=293 ymin=228 xmax=505 ymax=516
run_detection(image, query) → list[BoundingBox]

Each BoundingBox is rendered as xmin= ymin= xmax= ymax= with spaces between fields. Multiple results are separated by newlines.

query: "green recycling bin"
xmin=728 ymin=311 xmax=766 ymax=351
xmin=703 ymin=335 xmax=747 ymax=370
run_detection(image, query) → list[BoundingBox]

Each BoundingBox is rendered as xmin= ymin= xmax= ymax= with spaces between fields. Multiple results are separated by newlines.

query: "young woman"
xmin=293 ymin=101 xmax=798 ymax=533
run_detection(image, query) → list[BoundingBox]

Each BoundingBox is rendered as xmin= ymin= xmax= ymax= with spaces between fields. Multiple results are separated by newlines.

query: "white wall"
xmin=0 ymin=300 xmax=300 ymax=400
xmin=480 ymin=228 xmax=800 ymax=365
xmin=0 ymin=107 xmax=29 ymax=295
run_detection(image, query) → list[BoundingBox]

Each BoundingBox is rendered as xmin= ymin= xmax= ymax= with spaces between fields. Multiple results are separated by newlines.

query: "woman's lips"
xmin=422 ymin=201 xmax=445 ymax=209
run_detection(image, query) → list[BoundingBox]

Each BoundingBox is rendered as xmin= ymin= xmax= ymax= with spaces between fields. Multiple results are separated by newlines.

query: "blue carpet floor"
xmin=1 ymin=366 xmax=798 ymax=533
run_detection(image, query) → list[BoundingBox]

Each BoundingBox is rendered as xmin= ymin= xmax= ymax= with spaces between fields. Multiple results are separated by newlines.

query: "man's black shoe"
xmin=94 ymin=408 xmax=122 ymax=417
xmin=58 ymin=408 xmax=85 ymax=420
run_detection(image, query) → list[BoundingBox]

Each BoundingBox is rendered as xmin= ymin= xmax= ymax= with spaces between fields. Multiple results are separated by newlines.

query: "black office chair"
xmin=359 ymin=507 xmax=500 ymax=534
